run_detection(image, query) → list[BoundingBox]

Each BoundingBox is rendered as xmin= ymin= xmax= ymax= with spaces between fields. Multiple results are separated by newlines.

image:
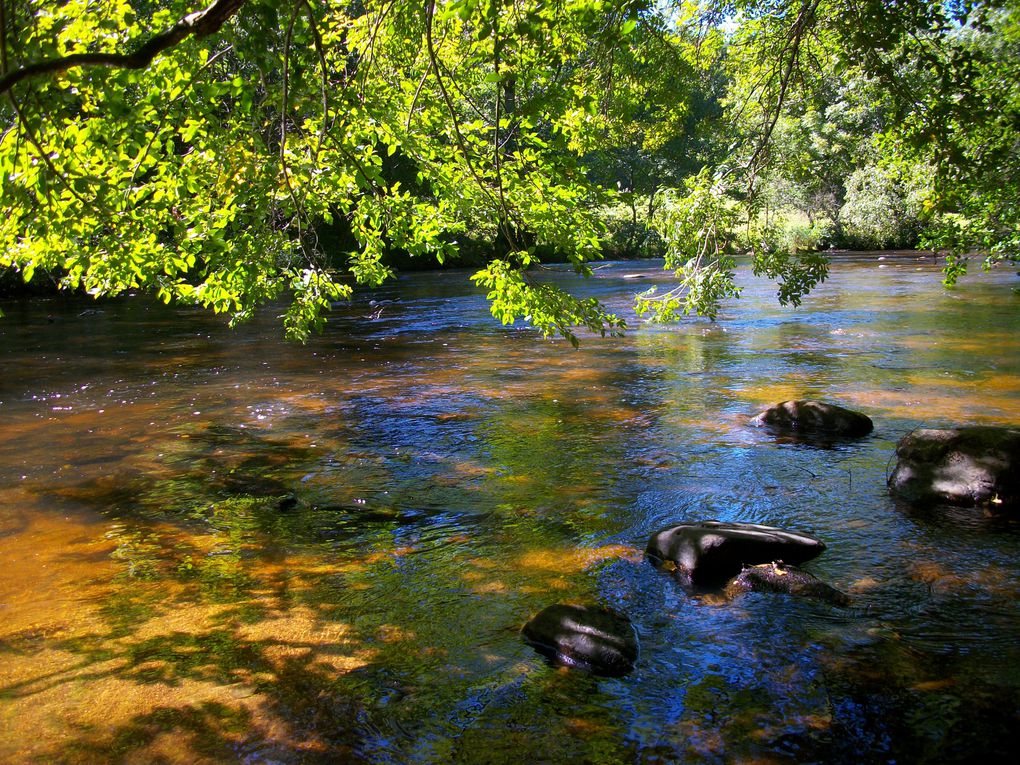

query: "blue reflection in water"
xmin=0 ymin=256 xmax=1018 ymax=763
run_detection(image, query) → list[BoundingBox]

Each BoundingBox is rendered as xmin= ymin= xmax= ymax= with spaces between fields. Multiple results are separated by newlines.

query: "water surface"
xmin=1 ymin=255 xmax=1018 ymax=763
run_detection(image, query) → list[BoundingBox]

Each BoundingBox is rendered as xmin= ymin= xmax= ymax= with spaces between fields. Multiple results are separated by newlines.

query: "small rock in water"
xmin=645 ymin=520 xmax=827 ymax=587
xmin=750 ymin=400 xmax=874 ymax=438
xmin=888 ymin=426 xmax=1020 ymax=509
xmin=724 ymin=561 xmax=851 ymax=606
xmin=522 ymin=604 xmax=638 ymax=677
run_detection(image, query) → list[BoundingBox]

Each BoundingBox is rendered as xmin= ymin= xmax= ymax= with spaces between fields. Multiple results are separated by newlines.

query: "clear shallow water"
xmin=1 ymin=255 xmax=1019 ymax=763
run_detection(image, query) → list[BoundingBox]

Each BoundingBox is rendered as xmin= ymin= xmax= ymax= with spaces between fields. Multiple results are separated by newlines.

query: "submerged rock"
xmin=645 ymin=520 xmax=827 ymax=586
xmin=888 ymin=426 xmax=1020 ymax=509
xmin=725 ymin=561 xmax=851 ymax=606
xmin=522 ymin=604 xmax=638 ymax=677
xmin=750 ymin=400 xmax=874 ymax=438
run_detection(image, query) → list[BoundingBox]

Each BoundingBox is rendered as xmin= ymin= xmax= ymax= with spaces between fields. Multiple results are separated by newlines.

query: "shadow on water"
xmin=1 ymin=259 xmax=1019 ymax=762
xmin=10 ymin=436 xmax=1015 ymax=761
xmin=2 ymin=381 xmax=653 ymax=762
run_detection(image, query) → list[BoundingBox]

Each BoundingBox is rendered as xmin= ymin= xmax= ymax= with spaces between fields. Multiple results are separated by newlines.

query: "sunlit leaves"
xmin=472 ymin=258 xmax=625 ymax=346
xmin=750 ymin=247 xmax=828 ymax=307
xmin=4 ymin=0 xmax=1015 ymax=343
xmin=283 ymin=267 xmax=352 ymax=341
xmin=637 ymin=170 xmax=741 ymax=321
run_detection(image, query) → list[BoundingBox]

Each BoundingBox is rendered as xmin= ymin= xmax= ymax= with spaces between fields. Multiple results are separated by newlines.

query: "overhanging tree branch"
xmin=0 ymin=0 xmax=247 ymax=96
xmin=746 ymin=0 xmax=821 ymax=175
xmin=0 ymin=0 xmax=10 ymax=76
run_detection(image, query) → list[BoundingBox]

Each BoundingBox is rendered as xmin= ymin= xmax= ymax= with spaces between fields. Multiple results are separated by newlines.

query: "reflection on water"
xmin=1 ymin=255 xmax=1018 ymax=763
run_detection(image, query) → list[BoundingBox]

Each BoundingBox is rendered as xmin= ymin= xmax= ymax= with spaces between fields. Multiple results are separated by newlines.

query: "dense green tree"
xmin=577 ymin=9 xmax=725 ymax=258
xmin=712 ymin=0 xmax=1019 ymax=298
xmin=898 ymin=0 xmax=1020 ymax=283
xmin=1 ymin=0 xmax=1016 ymax=340
xmin=634 ymin=0 xmax=1020 ymax=321
xmin=0 ymin=0 xmax=638 ymax=340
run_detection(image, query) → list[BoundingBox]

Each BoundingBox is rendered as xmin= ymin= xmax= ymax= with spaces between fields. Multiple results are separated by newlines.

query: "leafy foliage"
xmin=0 ymin=0 xmax=1016 ymax=336
xmin=637 ymin=170 xmax=740 ymax=321
xmin=472 ymin=258 xmax=626 ymax=347
xmin=0 ymin=0 xmax=642 ymax=338
xmin=839 ymin=164 xmax=924 ymax=249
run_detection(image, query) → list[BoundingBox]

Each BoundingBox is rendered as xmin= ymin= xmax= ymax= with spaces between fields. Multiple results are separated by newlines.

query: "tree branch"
xmin=279 ymin=3 xmax=309 ymax=252
xmin=299 ymin=0 xmax=329 ymax=160
xmin=0 ymin=0 xmax=247 ymax=96
xmin=0 ymin=0 xmax=9 ymax=76
xmin=746 ymin=0 xmax=821 ymax=174
xmin=424 ymin=1 xmax=505 ymax=228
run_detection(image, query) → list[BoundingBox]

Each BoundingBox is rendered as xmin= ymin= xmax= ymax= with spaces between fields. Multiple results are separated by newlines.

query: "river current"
xmin=1 ymin=255 xmax=1018 ymax=763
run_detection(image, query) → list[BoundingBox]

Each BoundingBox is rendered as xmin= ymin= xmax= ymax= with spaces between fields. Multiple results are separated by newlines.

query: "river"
xmin=1 ymin=255 xmax=1018 ymax=763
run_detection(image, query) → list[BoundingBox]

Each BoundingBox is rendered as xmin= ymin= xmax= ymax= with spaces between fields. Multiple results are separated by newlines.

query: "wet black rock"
xmin=522 ymin=604 xmax=638 ymax=677
xmin=645 ymin=520 xmax=827 ymax=586
xmin=725 ymin=561 xmax=851 ymax=606
xmin=888 ymin=426 xmax=1020 ymax=509
xmin=750 ymin=400 xmax=874 ymax=438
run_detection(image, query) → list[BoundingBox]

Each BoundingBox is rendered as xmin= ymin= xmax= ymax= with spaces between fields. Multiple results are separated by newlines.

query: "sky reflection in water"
xmin=1 ymin=255 xmax=1019 ymax=763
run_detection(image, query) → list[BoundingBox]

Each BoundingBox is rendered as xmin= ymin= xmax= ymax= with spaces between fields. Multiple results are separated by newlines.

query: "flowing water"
xmin=1 ymin=255 xmax=1018 ymax=763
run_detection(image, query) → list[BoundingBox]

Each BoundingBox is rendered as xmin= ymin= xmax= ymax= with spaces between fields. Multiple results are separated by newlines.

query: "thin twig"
xmin=8 ymin=93 xmax=82 ymax=206
xmin=357 ymin=0 xmax=397 ymax=100
xmin=745 ymin=0 xmax=821 ymax=176
xmin=0 ymin=0 xmax=247 ymax=96
xmin=280 ymin=2 xmax=308 ymax=253
xmin=299 ymin=0 xmax=328 ymax=162
xmin=492 ymin=21 xmax=515 ymax=251
xmin=405 ymin=67 xmax=430 ymax=131
xmin=424 ymin=1 xmax=498 ymax=209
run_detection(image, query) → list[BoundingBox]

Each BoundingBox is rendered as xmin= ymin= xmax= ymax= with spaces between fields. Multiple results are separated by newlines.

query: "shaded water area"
xmin=1 ymin=255 xmax=1018 ymax=763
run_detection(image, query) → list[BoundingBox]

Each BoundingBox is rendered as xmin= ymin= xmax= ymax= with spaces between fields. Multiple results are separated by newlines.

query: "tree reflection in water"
xmin=1 ymin=259 xmax=1018 ymax=762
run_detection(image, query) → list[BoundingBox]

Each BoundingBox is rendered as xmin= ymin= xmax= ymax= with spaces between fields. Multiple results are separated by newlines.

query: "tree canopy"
xmin=1 ymin=0 xmax=1017 ymax=339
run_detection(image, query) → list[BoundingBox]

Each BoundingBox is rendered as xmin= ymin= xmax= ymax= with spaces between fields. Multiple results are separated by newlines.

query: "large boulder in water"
xmin=522 ymin=604 xmax=638 ymax=677
xmin=750 ymin=400 xmax=874 ymax=438
xmin=645 ymin=520 xmax=827 ymax=586
xmin=724 ymin=562 xmax=850 ymax=607
xmin=888 ymin=426 xmax=1020 ymax=509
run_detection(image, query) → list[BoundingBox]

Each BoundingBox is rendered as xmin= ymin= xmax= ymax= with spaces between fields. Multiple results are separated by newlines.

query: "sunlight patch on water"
xmin=1 ymin=261 xmax=1018 ymax=762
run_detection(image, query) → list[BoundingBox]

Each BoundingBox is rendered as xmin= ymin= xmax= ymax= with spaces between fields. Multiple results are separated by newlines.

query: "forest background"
xmin=1 ymin=0 xmax=1017 ymax=341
